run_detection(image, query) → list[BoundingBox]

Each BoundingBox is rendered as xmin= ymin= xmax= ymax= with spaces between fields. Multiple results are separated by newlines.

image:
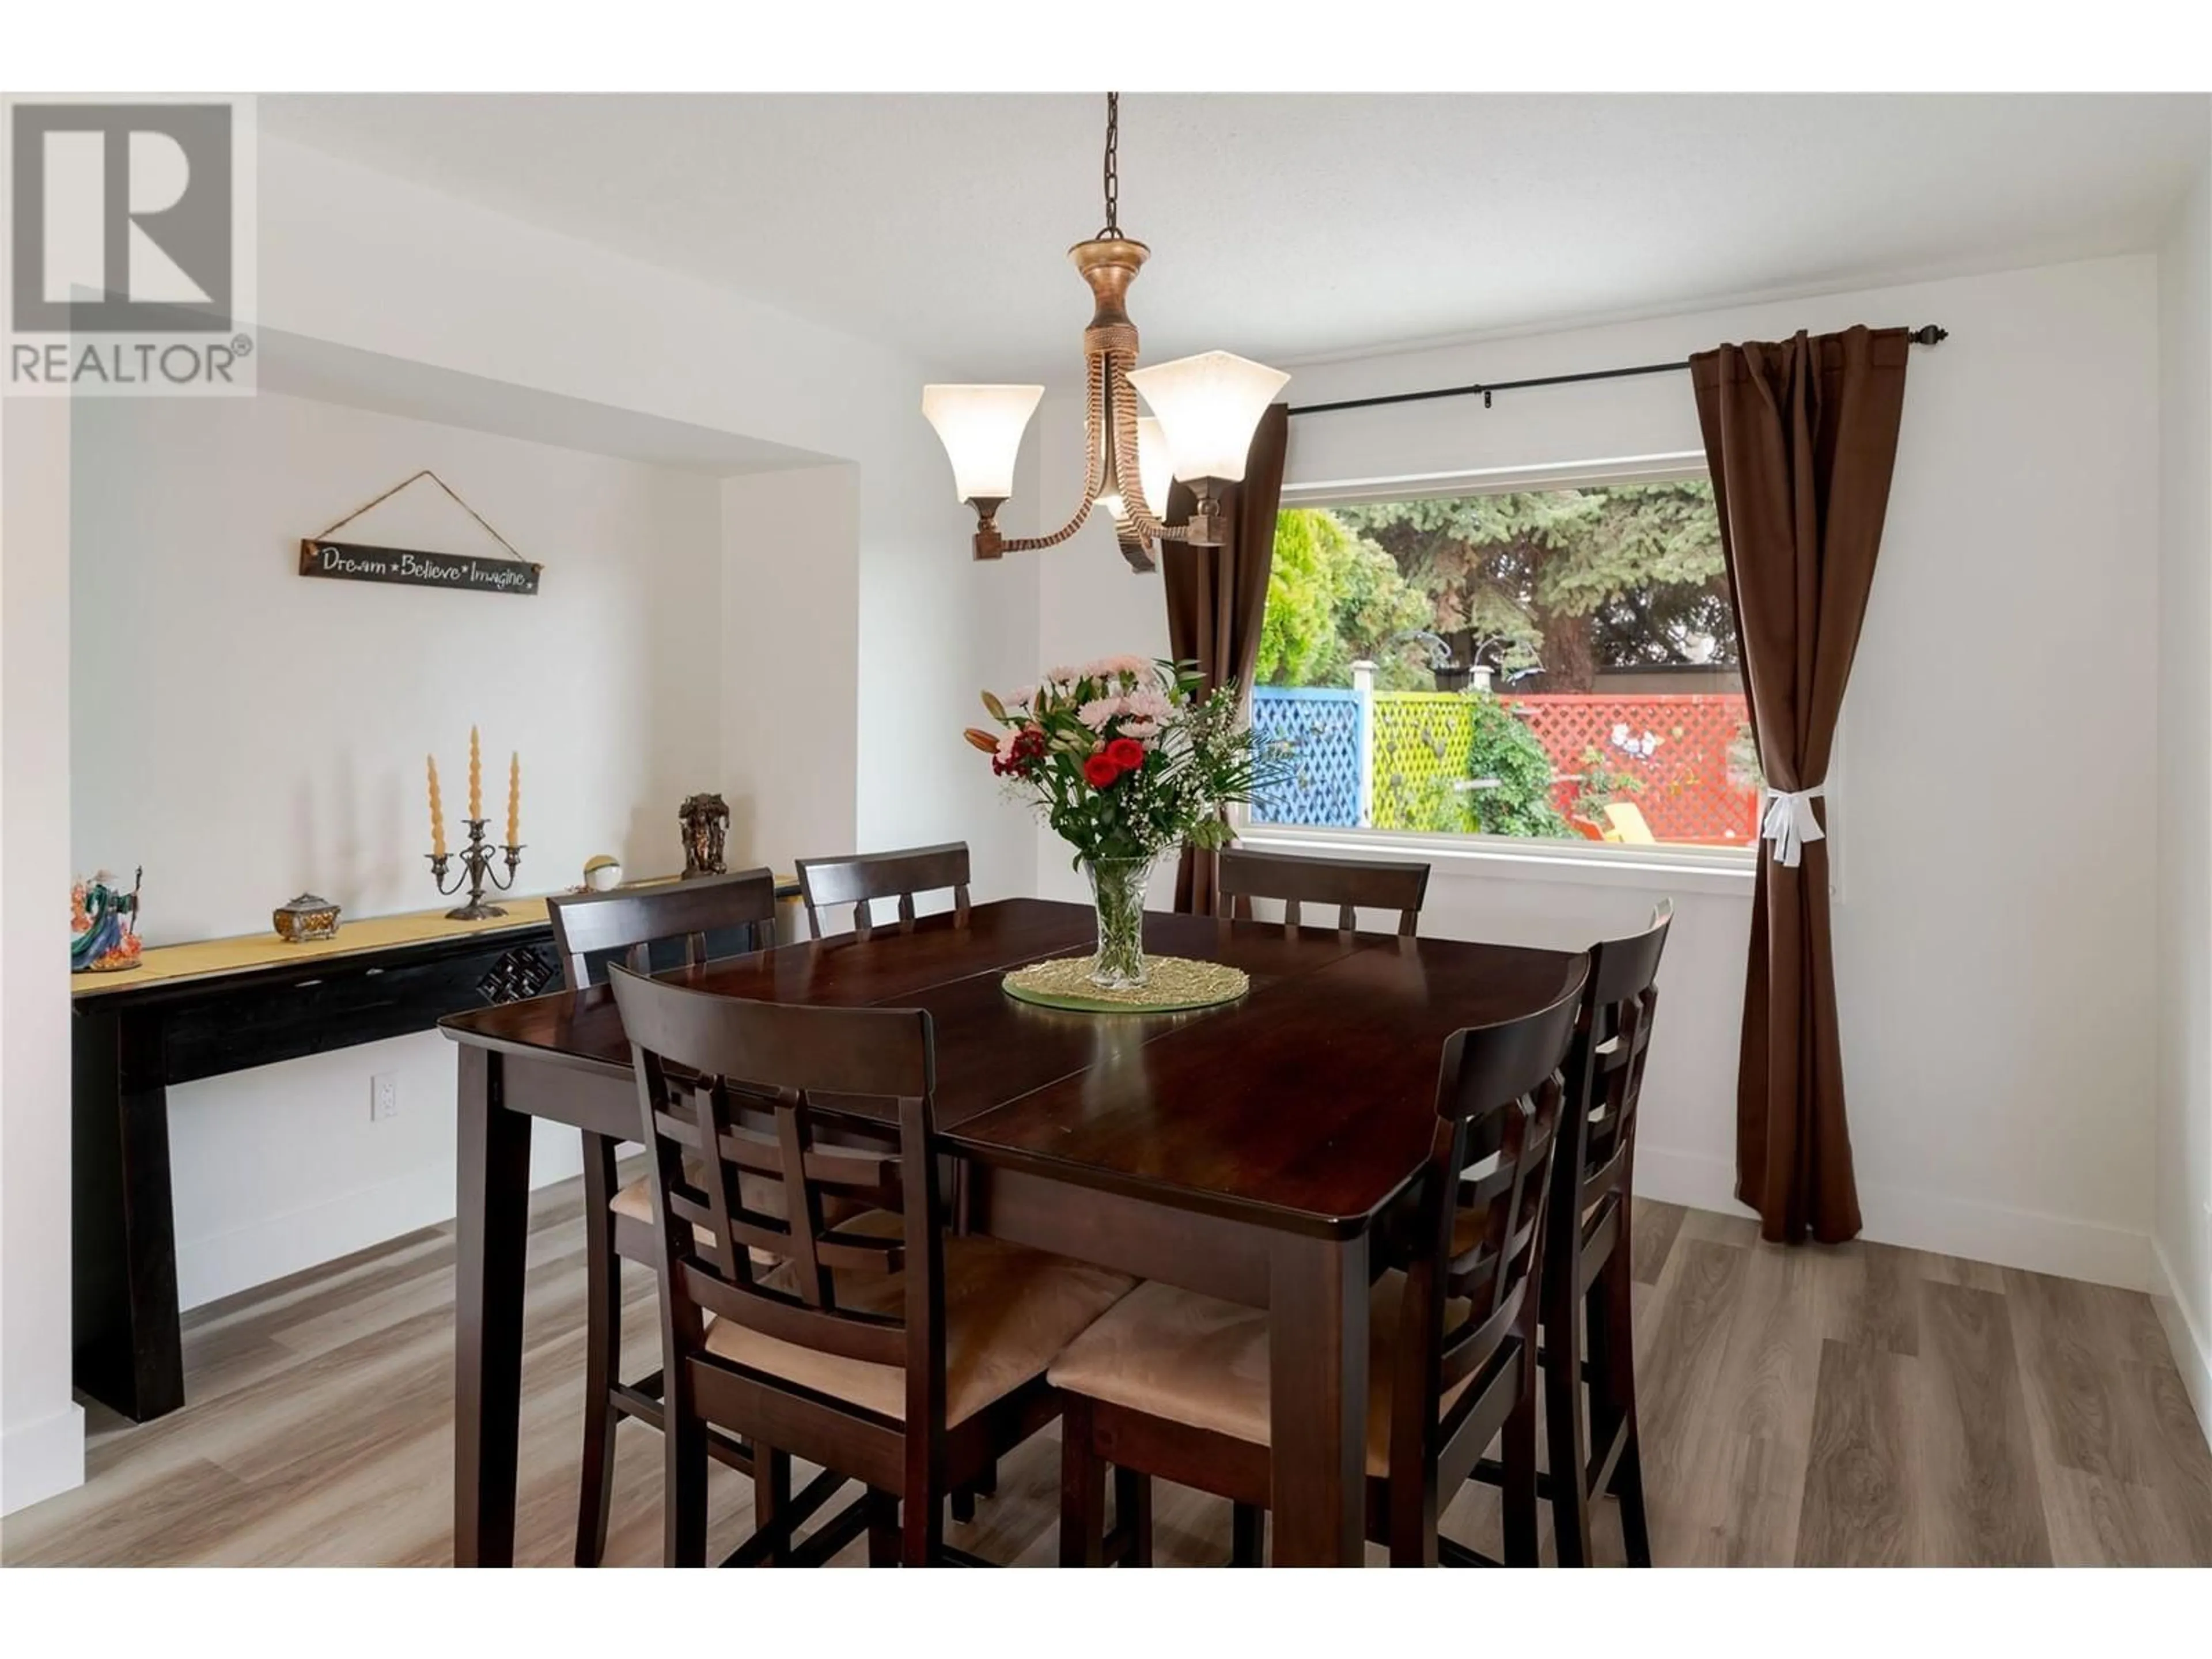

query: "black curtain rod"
xmin=1285 ymin=324 xmax=1949 ymax=418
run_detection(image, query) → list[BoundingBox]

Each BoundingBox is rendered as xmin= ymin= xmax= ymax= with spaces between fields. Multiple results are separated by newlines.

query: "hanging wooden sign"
xmin=298 ymin=469 xmax=542 ymax=597
xmin=297 ymin=539 xmax=541 ymax=596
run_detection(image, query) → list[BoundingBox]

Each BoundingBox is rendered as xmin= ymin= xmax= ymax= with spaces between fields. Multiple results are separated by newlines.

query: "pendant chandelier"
xmin=922 ymin=93 xmax=1291 ymax=573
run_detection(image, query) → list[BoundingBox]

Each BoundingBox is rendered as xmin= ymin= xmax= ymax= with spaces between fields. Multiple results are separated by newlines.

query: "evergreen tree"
xmin=1334 ymin=482 xmax=1732 ymax=691
xmin=1257 ymin=509 xmax=1432 ymax=688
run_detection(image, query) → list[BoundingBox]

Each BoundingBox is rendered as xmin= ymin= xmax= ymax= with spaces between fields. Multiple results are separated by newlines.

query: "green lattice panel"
xmin=1370 ymin=694 xmax=1477 ymax=832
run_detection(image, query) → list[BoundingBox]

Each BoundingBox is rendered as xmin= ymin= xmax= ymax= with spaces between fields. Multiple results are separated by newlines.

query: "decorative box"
xmin=274 ymin=892 xmax=342 ymax=943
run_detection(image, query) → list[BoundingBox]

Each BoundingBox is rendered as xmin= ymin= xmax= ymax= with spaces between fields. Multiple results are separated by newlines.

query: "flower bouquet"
xmin=967 ymin=657 xmax=1272 ymax=988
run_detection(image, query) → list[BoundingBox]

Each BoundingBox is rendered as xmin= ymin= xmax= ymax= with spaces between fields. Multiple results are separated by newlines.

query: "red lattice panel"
xmin=1508 ymin=693 xmax=1759 ymax=847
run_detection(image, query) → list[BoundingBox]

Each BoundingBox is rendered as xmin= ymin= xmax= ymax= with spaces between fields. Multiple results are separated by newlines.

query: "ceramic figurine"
xmin=71 ymin=866 xmax=145 ymax=973
xmin=678 ymin=794 xmax=729 ymax=879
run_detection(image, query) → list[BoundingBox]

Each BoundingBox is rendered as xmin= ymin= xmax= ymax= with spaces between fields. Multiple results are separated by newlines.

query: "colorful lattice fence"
xmin=1249 ymin=687 xmax=1362 ymax=827
xmin=1510 ymin=692 xmax=1758 ymax=846
xmin=1248 ymin=685 xmax=1759 ymax=846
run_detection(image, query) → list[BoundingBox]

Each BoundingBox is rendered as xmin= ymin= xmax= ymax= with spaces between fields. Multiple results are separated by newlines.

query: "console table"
xmin=71 ymin=884 xmax=792 ymax=1423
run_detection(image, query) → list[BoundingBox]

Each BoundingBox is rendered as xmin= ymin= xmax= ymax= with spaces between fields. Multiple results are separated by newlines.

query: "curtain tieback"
xmin=1759 ymin=783 xmax=1827 ymax=868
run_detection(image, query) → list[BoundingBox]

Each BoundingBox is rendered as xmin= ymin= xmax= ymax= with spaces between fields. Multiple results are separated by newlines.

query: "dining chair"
xmin=795 ymin=842 xmax=971 ymax=942
xmin=546 ymin=869 xmax=782 ymax=1567
xmin=1464 ymin=900 xmax=1671 ymax=1565
xmin=1215 ymin=845 xmax=1431 ymax=935
xmin=1048 ymin=964 xmax=1587 ymax=1566
xmin=605 ymin=965 xmax=1137 ymax=1566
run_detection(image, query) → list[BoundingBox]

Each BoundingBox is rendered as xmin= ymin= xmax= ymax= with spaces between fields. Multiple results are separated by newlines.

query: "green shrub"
xmin=1567 ymin=744 xmax=1647 ymax=823
xmin=1468 ymin=695 xmax=1569 ymax=838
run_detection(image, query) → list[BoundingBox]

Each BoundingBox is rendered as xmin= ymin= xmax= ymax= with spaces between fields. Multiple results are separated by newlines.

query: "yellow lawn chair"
xmin=1601 ymin=802 xmax=1658 ymax=844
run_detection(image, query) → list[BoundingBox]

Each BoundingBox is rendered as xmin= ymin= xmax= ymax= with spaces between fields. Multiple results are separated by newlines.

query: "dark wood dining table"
xmin=440 ymin=896 xmax=1583 ymax=1566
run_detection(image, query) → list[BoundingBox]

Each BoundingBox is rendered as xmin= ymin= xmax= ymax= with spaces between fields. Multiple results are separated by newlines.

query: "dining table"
xmin=440 ymin=895 xmax=1584 ymax=1566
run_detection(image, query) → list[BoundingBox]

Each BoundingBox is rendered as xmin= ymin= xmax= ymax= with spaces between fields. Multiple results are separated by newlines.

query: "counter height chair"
xmin=547 ymin=869 xmax=782 ymax=1567
xmin=796 ymin=842 xmax=971 ymax=942
xmin=1215 ymin=846 xmax=1431 ymax=936
xmin=1048 ymin=965 xmax=1586 ymax=1567
xmin=1464 ymin=900 xmax=1672 ymax=1566
xmin=607 ymin=967 xmax=1137 ymax=1566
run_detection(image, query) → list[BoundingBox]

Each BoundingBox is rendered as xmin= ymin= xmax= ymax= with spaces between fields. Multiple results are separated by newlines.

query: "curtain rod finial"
xmin=1908 ymin=325 xmax=1948 ymax=346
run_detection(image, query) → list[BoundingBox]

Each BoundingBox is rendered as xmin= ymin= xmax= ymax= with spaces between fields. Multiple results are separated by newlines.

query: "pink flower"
xmin=1123 ymin=686 xmax=1173 ymax=721
xmin=1045 ymin=665 xmax=1078 ymax=685
xmin=1081 ymin=654 xmax=1152 ymax=682
xmin=1076 ymin=695 xmax=1125 ymax=731
xmin=1119 ymin=719 xmax=1160 ymax=741
xmin=1005 ymin=684 xmax=1036 ymax=711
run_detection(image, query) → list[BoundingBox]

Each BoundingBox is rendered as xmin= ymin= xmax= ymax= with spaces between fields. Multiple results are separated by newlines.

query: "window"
xmin=1247 ymin=475 xmax=1758 ymax=854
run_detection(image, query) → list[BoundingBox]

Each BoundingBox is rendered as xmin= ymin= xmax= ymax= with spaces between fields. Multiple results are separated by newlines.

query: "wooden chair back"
xmin=796 ymin=842 xmax=972 ymax=942
xmin=1215 ymin=846 xmax=1430 ymax=935
xmin=1558 ymin=899 xmax=1673 ymax=1277
xmin=606 ymin=967 xmax=944 ymax=1429
xmin=1387 ymin=960 xmax=1586 ymax=1498
xmin=547 ymin=868 xmax=779 ymax=988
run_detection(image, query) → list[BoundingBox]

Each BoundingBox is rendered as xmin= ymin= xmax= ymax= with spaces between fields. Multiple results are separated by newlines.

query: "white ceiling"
xmin=262 ymin=93 xmax=2208 ymax=382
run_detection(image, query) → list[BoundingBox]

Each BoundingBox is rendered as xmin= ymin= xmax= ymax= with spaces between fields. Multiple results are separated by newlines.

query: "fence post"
xmin=1351 ymin=660 xmax=1376 ymax=828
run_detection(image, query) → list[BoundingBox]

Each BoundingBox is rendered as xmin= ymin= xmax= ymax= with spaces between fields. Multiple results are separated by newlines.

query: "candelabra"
xmin=429 ymin=818 xmax=523 ymax=920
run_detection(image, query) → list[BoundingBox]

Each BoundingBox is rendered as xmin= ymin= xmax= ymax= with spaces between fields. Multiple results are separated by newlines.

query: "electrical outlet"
xmin=371 ymin=1073 xmax=399 ymax=1122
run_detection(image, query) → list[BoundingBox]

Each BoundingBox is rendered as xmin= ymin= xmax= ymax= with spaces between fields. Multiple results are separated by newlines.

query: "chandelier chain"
xmin=1099 ymin=92 xmax=1120 ymax=238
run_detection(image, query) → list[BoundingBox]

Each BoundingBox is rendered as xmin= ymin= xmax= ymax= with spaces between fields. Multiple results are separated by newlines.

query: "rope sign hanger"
xmin=299 ymin=470 xmax=543 ymax=597
xmin=312 ymin=469 xmax=532 ymax=561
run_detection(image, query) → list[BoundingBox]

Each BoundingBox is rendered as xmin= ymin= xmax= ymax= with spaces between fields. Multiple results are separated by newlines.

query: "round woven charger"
xmin=1002 ymin=955 xmax=1250 ymax=1014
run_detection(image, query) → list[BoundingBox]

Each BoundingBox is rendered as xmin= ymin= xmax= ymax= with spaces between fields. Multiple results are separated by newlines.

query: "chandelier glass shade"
xmin=920 ymin=94 xmax=1290 ymax=573
xmin=919 ymin=385 xmax=1044 ymax=502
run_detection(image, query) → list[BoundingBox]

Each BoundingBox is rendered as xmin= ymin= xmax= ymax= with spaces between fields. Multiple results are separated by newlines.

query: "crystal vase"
xmin=1082 ymin=855 xmax=1156 ymax=990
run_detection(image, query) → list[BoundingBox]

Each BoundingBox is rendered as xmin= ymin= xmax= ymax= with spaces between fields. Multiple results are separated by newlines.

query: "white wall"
xmin=1037 ymin=255 xmax=2165 ymax=1289
xmin=69 ymin=389 xmax=724 ymax=1306
xmin=2153 ymin=135 xmax=2212 ymax=1433
xmin=721 ymin=464 xmax=862 ymax=872
xmin=1 ymin=400 xmax=85 ymax=1514
xmin=74 ymin=391 xmax=725 ymax=938
xmin=248 ymin=136 xmax=1037 ymax=907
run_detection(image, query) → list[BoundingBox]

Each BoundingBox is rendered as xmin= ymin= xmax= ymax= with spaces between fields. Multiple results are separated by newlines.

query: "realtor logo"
xmin=5 ymin=97 xmax=256 ymax=393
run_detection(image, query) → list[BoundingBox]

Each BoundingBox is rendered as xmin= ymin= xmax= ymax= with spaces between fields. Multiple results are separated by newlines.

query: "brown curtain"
xmin=1690 ymin=326 xmax=1910 ymax=1245
xmin=1162 ymin=402 xmax=1291 ymax=913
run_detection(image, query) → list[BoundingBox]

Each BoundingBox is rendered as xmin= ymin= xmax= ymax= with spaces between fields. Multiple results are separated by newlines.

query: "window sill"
xmin=1234 ymin=824 xmax=1758 ymax=897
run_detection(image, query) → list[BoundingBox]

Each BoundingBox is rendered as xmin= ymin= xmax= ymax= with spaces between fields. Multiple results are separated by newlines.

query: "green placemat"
xmin=1002 ymin=955 xmax=1250 ymax=1014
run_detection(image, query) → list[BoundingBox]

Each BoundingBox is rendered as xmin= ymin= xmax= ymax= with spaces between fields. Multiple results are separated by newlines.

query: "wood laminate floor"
xmin=5 ymin=1177 xmax=2209 ymax=1567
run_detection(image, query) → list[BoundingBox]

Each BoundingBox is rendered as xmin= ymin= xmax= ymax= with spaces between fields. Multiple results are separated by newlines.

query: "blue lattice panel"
xmin=1249 ymin=687 xmax=1362 ymax=827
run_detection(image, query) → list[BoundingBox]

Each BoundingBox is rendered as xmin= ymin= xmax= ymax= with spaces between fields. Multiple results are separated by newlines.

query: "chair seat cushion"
xmin=1047 ymin=1272 xmax=1473 ymax=1477
xmin=704 ymin=1223 xmax=1135 ymax=1428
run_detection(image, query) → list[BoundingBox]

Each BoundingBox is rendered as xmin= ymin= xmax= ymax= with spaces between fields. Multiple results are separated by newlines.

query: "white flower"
xmin=1119 ymin=719 xmax=1161 ymax=741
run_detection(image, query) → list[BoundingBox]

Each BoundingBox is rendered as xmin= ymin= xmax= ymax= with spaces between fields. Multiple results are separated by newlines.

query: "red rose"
xmin=1082 ymin=752 xmax=1123 ymax=788
xmin=1104 ymin=737 xmax=1146 ymax=771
